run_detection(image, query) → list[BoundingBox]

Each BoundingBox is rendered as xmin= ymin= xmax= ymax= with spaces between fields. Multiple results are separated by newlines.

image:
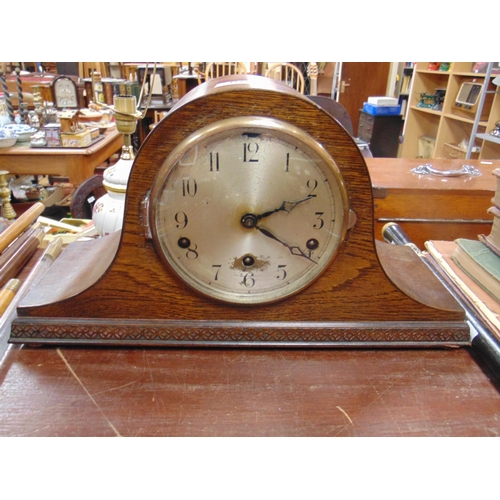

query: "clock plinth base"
xmin=10 ymin=230 xmax=470 ymax=347
xmin=10 ymin=318 xmax=469 ymax=348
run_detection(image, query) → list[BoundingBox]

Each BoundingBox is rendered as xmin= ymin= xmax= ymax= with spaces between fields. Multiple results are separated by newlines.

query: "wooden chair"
xmin=204 ymin=62 xmax=247 ymax=81
xmin=149 ymin=110 xmax=169 ymax=130
xmin=78 ymin=63 xmax=109 ymax=79
xmin=265 ymin=63 xmax=305 ymax=94
xmin=70 ymin=174 xmax=107 ymax=219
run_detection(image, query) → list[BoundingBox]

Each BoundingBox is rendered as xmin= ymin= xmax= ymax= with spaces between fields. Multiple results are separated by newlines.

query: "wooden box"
xmin=367 ymin=158 xmax=498 ymax=249
xmin=443 ymin=143 xmax=480 ymax=160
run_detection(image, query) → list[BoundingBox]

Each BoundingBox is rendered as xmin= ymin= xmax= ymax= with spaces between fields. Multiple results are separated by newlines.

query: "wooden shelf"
xmin=443 ymin=112 xmax=489 ymax=127
xmin=411 ymin=105 xmax=442 ymax=117
xmin=401 ymin=62 xmax=500 ymax=160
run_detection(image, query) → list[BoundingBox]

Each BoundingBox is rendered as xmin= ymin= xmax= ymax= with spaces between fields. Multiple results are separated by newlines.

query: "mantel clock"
xmin=51 ymin=75 xmax=79 ymax=109
xmin=11 ymin=75 xmax=468 ymax=347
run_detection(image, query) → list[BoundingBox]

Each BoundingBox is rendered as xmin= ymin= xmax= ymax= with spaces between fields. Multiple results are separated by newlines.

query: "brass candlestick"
xmin=0 ymin=171 xmax=17 ymax=220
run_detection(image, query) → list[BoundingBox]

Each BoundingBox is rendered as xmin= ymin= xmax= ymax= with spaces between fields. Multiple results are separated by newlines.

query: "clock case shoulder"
xmin=12 ymin=75 xmax=468 ymax=347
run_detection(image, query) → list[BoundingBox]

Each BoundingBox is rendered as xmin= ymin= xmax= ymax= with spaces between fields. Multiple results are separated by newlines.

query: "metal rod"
xmin=382 ymin=222 xmax=500 ymax=379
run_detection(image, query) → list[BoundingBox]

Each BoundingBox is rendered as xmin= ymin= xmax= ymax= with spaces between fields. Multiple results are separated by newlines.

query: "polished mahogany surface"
xmin=1 ymin=344 xmax=499 ymax=436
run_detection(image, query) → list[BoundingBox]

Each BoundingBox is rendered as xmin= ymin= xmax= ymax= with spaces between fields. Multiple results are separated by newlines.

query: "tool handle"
xmin=0 ymin=202 xmax=45 ymax=254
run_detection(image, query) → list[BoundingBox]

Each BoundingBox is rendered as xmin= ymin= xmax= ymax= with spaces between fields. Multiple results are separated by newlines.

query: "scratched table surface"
xmin=1 ymin=343 xmax=500 ymax=437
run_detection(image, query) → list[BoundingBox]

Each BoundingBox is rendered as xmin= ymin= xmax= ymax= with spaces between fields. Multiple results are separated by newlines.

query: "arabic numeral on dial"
xmin=175 ymin=212 xmax=188 ymax=229
xmin=242 ymin=272 xmax=255 ymax=288
xmin=313 ymin=212 xmax=324 ymax=230
xmin=209 ymin=152 xmax=219 ymax=172
xmin=178 ymin=238 xmax=198 ymax=259
xmin=182 ymin=178 xmax=197 ymax=197
xmin=243 ymin=142 xmax=259 ymax=162
xmin=186 ymin=244 xmax=199 ymax=260
xmin=277 ymin=265 xmax=287 ymax=280
xmin=307 ymin=179 xmax=318 ymax=197
xmin=212 ymin=265 xmax=221 ymax=281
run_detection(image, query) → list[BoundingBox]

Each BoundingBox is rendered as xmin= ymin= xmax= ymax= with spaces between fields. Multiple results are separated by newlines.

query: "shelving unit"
xmin=397 ymin=63 xmax=414 ymax=119
xmin=468 ymin=62 xmax=500 ymax=158
xmin=400 ymin=62 xmax=500 ymax=160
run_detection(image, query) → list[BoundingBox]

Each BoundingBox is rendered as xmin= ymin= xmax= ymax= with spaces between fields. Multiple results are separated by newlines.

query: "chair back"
xmin=204 ymin=62 xmax=247 ymax=81
xmin=70 ymin=174 xmax=107 ymax=219
xmin=149 ymin=110 xmax=169 ymax=130
xmin=265 ymin=63 xmax=305 ymax=94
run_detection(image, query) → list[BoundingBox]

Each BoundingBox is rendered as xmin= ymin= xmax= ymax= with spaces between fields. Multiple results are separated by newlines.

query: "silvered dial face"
xmin=150 ymin=116 xmax=349 ymax=305
xmin=54 ymin=78 xmax=78 ymax=108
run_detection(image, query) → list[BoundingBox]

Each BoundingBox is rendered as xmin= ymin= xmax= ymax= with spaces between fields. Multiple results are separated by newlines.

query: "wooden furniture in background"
xmin=69 ymin=174 xmax=106 ymax=219
xmin=358 ymin=111 xmax=403 ymax=157
xmin=400 ymin=62 xmax=500 ymax=160
xmin=78 ymin=62 xmax=109 ymax=79
xmin=265 ymin=62 xmax=305 ymax=94
xmin=0 ymin=128 xmax=123 ymax=187
xmin=367 ymin=157 xmax=497 ymax=249
xmin=204 ymin=62 xmax=247 ymax=82
xmin=337 ymin=62 xmax=391 ymax=135
xmin=149 ymin=110 xmax=168 ymax=130
xmin=3 ymin=72 xmax=57 ymax=107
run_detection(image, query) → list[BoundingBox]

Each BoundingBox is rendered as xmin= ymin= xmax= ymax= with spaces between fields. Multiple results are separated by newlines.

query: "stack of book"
xmin=479 ymin=168 xmax=500 ymax=256
xmin=424 ymin=168 xmax=500 ymax=340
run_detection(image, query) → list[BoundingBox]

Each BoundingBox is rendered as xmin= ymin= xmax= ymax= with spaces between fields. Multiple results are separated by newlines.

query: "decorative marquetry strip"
xmin=10 ymin=318 xmax=470 ymax=346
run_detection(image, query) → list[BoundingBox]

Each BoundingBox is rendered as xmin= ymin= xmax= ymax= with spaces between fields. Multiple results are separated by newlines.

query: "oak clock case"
xmin=11 ymin=74 xmax=468 ymax=347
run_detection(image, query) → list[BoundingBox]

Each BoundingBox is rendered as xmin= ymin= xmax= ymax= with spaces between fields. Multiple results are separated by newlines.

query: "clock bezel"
xmin=149 ymin=115 xmax=350 ymax=305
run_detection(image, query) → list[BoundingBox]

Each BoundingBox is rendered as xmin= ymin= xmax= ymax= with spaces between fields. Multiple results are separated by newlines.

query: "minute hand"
xmin=256 ymin=225 xmax=317 ymax=264
xmin=256 ymin=195 xmax=314 ymax=220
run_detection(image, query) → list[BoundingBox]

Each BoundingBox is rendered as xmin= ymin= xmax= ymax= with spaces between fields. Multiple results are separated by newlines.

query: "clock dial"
xmin=150 ymin=116 xmax=349 ymax=304
xmin=54 ymin=77 xmax=78 ymax=108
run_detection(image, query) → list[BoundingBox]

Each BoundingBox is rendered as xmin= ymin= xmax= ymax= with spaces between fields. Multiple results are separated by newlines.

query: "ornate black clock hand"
xmin=255 ymin=224 xmax=317 ymax=264
xmin=256 ymin=195 xmax=314 ymax=220
xmin=240 ymin=213 xmax=317 ymax=263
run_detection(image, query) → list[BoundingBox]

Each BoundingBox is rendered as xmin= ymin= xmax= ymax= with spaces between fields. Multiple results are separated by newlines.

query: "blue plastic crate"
xmin=363 ymin=103 xmax=401 ymax=116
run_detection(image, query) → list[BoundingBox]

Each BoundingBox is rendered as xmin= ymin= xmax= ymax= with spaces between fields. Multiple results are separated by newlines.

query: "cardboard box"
xmin=367 ymin=96 xmax=398 ymax=106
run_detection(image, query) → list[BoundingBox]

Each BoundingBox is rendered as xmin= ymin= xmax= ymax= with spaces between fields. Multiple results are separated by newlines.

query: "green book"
xmin=452 ymin=238 xmax=500 ymax=303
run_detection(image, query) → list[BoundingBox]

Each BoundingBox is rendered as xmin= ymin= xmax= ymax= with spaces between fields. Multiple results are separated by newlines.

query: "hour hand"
xmin=256 ymin=195 xmax=314 ymax=220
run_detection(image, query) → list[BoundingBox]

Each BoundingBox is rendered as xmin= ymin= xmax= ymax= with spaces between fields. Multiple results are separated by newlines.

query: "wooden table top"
xmin=0 ymin=127 xmax=121 ymax=158
xmin=366 ymin=157 xmax=499 ymax=194
xmin=0 ymin=128 xmax=123 ymax=186
xmin=1 ymin=342 xmax=499 ymax=436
